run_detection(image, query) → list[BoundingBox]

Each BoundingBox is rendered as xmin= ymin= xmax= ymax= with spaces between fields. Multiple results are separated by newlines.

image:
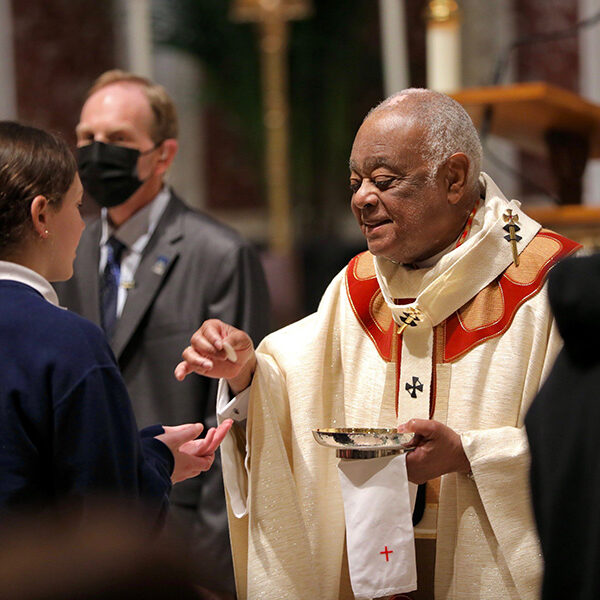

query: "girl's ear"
xmin=30 ymin=195 xmax=50 ymax=239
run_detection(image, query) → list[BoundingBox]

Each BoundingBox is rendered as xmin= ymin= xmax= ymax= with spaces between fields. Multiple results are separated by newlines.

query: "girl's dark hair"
xmin=0 ymin=121 xmax=77 ymax=254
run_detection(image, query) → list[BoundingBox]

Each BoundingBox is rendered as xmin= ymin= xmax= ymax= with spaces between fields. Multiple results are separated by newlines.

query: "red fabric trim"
xmin=455 ymin=197 xmax=481 ymax=248
xmin=345 ymin=253 xmax=395 ymax=361
xmin=345 ymin=232 xmax=580 ymax=412
xmin=395 ymin=332 xmax=401 ymax=418
xmin=444 ymin=230 xmax=582 ymax=362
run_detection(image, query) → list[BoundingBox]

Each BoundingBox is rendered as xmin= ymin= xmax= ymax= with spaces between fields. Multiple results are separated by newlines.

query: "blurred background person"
xmin=54 ymin=70 xmax=270 ymax=597
xmin=0 ymin=119 xmax=231 ymax=528
xmin=0 ymin=502 xmax=206 ymax=600
xmin=526 ymin=254 xmax=600 ymax=600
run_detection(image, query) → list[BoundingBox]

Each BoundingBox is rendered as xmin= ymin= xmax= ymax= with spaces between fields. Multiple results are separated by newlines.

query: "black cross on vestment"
xmin=405 ymin=376 xmax=424 ymax=399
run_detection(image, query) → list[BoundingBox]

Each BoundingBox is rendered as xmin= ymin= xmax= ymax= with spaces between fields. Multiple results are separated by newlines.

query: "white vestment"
xmin=219 ymin=174 xmax=580 ymax=600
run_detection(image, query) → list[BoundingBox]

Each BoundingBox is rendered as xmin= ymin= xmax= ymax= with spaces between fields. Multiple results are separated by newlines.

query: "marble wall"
xmin=516 ymin=0 xmax=579 ymax=203
xmin=12 ymin=0 xmax=117 ymax=143
xmin=11 ymin=0 xmax=117 ymax=217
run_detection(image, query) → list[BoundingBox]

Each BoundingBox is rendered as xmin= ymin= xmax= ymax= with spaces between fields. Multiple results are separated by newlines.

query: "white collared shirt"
xmin=0 ymin=261 xmax=60 ymax=306
xmin=99 ymin=186 xmax=170 ymax=318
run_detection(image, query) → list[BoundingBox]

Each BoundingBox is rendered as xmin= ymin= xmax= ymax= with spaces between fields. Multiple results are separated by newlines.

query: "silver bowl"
xmin=312 ymin=427 xmax=414 ymax=459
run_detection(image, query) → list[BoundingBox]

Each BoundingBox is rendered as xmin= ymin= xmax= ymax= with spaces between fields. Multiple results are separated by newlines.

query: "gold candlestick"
xmin=231 ymin=0 xmax=311 ymax=255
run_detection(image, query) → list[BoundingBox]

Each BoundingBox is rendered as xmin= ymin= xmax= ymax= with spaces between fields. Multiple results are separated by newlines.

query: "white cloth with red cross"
xmin=338 ymin=454 xmax=417 ymax=599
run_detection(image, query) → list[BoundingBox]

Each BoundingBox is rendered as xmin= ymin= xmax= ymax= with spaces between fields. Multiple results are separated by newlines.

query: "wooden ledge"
xmin=451 ymin=82 xmax=600 ymax=158
xmin=524 ymin=205 xmax=600 ymax=226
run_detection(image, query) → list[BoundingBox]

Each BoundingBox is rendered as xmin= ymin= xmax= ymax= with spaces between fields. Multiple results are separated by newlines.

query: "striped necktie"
xmin=100 ymin=236 xmax=125 ymax=339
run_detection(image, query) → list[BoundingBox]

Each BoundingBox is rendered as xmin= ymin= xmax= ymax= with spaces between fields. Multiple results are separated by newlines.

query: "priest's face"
xmin=349 ymin=110 xmax=459 ymax=265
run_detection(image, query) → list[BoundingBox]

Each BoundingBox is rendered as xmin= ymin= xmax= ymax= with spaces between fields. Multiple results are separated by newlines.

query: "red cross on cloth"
xmin=380 ymin=546 xmax=394 ymax=561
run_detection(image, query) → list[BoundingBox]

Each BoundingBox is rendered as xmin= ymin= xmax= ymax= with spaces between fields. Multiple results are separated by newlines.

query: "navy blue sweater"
xmin=0 ymin=281 xmax=173 ymax=520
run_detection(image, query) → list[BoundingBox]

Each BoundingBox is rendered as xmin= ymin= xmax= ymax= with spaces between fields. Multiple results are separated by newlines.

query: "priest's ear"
xmin=444 ymin=152 xmax=469 ymax=205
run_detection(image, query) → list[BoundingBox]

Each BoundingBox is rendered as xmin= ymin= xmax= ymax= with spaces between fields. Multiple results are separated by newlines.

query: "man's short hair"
xmin=87 ymin=70 xmax=178 ymax=144
xmin=370 ymin=88 xmax=483 ymax=192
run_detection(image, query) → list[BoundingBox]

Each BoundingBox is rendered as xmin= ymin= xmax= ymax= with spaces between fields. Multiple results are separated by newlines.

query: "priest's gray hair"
xmin=369 ymin=88 xmax=483 ymax=193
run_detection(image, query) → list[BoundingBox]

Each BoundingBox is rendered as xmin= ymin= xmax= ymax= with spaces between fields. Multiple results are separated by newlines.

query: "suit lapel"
xmin=111 ymin=194 xmax=184 ymax=360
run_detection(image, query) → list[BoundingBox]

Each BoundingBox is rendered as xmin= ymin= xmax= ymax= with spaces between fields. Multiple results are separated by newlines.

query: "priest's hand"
xmin=398 ymin=419 xmax=471 ymax=484
xmin=174 ymin=319 xmax=257 ymax=394
xmin=157 ymin=419 xmax=234 ymax=484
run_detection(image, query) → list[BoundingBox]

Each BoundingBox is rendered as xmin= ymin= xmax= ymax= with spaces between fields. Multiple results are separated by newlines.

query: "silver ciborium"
xmin=312 ymin=427 xmax=414 ymax=459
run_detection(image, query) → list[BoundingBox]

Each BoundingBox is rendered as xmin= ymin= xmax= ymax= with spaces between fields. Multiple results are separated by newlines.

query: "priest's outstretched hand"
xmin=174 ymin=319 xmax=257 ymax=394
xmin=398 ymin=418 xmax=471 ymax=484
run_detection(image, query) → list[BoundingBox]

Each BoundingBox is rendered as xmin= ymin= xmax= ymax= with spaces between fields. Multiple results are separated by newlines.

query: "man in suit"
xmin=54 ymin=70 xmax=270 ymax=597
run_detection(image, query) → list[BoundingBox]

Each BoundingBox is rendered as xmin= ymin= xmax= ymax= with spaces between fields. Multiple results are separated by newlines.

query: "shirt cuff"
xmin=216 ymin=378 xmax=250 ymax=423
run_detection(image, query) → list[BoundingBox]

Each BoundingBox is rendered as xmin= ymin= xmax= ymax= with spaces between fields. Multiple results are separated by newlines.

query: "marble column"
xmin=114 ymin=0 xmax=153 ymax=77
xmin=154 ymin=47 xmax=207 ymax=211
xmin=579 ymin=0 xmax=600 ymax=205
xmin=379 ymin=0 xmax=409 ymax=96
xmin=0 ymin=0 xmax=17 ymax=119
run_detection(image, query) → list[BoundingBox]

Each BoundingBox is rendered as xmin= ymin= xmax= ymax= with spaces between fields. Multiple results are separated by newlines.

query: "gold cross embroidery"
xmin=502 ymin=209 xmax=521 ymax=267
xmin=397 ymin=306 xmax=423 ymax=335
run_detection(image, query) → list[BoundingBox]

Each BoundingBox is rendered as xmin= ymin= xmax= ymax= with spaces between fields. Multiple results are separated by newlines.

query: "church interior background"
xmin=4 ymin=0 xmax=600 ymax=326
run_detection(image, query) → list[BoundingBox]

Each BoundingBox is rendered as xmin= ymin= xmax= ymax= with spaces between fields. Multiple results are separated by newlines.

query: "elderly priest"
xmin=176 ymin=89 xmax=579 ymax=600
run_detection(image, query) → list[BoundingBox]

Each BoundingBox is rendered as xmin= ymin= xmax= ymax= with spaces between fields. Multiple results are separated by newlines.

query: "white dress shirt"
xmin=99 ymin=186 xmax=170 ymax=318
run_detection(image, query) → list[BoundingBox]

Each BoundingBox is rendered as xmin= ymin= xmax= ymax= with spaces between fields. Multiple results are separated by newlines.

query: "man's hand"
xmin=174 ymin=319 xmax=257 ymax=394
xmin=156 ymin=419 xmax=234 ymax=484
xmin=399 ymin=419 xmax=471 ymax=484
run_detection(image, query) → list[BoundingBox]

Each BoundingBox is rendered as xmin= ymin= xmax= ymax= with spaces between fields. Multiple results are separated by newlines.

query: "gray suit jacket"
xmin=55 ymin=191 xmax=270 ymax=594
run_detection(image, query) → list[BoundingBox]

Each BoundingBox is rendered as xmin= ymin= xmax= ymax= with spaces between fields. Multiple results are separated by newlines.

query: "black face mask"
xmin=76 ymin=141 xmax=156 ymax=208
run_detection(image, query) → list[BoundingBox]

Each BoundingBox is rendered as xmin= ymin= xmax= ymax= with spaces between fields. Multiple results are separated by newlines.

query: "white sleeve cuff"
xmin=216 ymin=378 xmax=250 ymax=518
xmin=216 ymin=378 xmax=250 ymax=423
